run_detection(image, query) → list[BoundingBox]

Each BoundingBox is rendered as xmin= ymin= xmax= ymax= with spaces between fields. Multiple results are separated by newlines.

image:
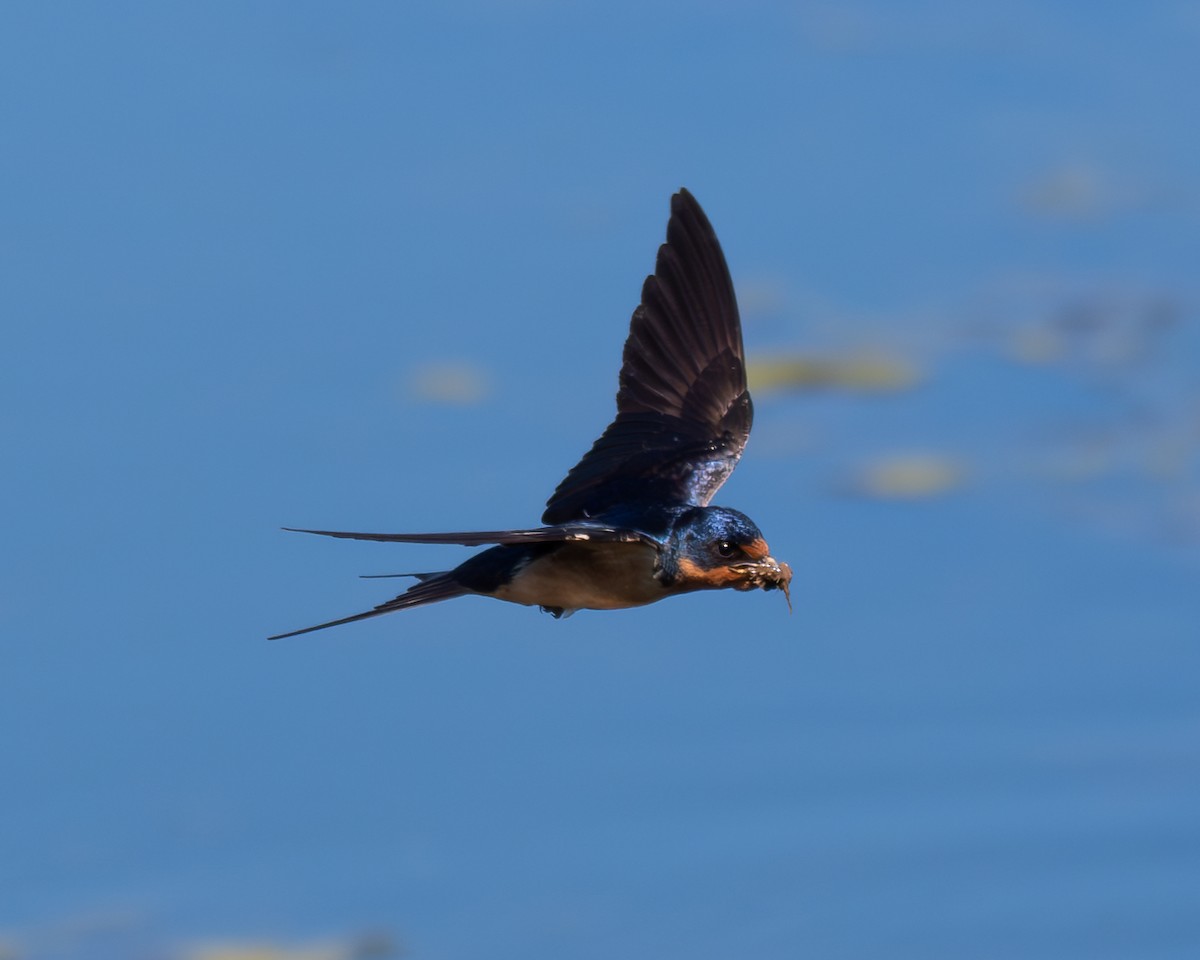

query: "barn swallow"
xmin=271 ymin=188 xmax=791 ymax=639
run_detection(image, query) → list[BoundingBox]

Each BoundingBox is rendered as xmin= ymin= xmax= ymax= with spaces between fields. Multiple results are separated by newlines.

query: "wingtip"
xmin=267 ymin=622 xmax=324 ymax=640
xmin=672 ymin=186 xmax=697 ymax=211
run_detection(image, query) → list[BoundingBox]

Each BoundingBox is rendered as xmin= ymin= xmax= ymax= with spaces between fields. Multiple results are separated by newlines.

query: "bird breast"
xmin=493 ymin=541 xmax=666 ymax=611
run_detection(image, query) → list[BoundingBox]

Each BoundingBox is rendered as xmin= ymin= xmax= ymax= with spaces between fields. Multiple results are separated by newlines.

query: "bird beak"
xmin=736 ymin=556 xmax=793 ymax=612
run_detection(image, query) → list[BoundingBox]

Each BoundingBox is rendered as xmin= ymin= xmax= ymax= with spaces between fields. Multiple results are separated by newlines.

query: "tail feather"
xmin=269 ymin=572 xmax=467 ymax=640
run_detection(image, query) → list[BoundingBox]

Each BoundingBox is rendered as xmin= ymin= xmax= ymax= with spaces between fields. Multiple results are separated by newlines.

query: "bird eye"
xmin=717 ymin=540 xmax=738 ymax=558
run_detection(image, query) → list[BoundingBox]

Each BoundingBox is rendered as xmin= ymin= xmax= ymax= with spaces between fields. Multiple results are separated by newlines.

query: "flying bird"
xmin=271 ymin=189 xmax=791 ymax=639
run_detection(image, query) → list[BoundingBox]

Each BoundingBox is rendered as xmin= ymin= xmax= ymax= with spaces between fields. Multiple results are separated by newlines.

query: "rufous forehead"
xmin=741 ymin=537 xmax=770 ymax=561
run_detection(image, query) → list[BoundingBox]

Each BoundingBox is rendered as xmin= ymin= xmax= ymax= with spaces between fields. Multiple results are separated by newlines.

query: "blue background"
xmin=2 ymin=3 xmax=1197 ymax=957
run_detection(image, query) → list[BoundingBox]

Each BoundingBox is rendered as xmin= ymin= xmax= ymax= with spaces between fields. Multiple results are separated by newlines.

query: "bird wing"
xmin=543 ymin=188 xmax=752 ymax=525
xmin=282 ymin=523 xmax=661 ymax=547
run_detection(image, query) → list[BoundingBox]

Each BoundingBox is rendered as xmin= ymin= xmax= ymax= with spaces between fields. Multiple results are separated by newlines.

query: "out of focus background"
xmin=3 ymin=3 xmax=1198 ymax=958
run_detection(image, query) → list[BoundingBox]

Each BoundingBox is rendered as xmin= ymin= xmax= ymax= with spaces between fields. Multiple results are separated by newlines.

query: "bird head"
xmin=661 ymin=506 xmax=792 ymax=609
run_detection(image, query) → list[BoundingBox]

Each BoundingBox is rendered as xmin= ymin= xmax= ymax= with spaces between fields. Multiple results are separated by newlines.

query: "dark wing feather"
xmin=282 ymin=524 xmax=660 ymax=547
xmin=543 ymin=188 xmax=752 ymax=524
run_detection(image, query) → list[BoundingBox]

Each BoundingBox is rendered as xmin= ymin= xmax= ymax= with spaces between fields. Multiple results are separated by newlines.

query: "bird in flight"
xmin=271 ymin=188 xmax=791 ymax=639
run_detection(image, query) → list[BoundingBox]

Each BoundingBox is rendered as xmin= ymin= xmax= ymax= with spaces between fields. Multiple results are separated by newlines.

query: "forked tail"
xmin=269 ymin=571 xmax=467 ymax=640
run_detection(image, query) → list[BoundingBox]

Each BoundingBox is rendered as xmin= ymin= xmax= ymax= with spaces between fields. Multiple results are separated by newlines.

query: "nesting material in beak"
xmin=770 ymin=559 xmax=793 ymax=613
xmin=739 ymin=556 xmax=793 ymax=612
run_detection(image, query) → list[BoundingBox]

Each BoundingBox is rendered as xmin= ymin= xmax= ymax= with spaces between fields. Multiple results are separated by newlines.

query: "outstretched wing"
xmin=281 ymin=523 xmax=660 ymax=547
xmin=543 ymin=188 xmax=752 ymax=525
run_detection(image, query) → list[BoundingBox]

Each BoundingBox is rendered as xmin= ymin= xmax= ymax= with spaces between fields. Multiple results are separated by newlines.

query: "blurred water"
xmin=2 ymin=3 xmax=1198 ymax=959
